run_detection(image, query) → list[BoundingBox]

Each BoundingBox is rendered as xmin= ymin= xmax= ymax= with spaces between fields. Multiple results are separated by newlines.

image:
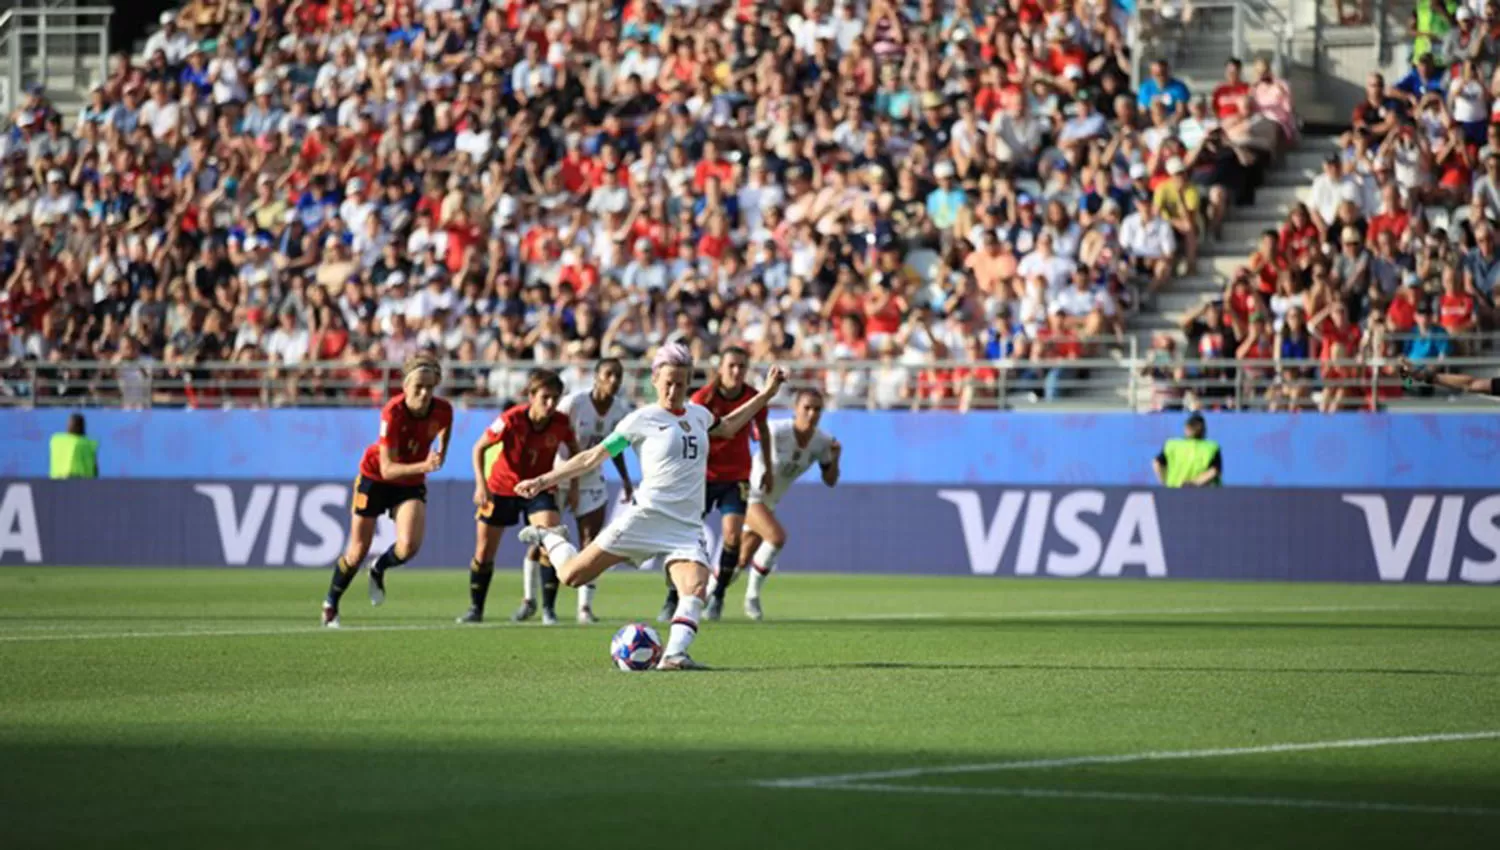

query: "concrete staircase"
xmin=0 ymin=4 xmax=111 ymax=120
xmin=1055 ymin=138 xmax=1331 ymax=410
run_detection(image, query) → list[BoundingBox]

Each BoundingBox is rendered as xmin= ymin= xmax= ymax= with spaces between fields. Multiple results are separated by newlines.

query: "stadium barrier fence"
xmin=4 ymin=332 xmax=1498 ymax=412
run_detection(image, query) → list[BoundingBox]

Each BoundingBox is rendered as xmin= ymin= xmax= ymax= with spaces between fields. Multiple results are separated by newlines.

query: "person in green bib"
xmin=1412 ymin=0 xmax=1458 ymax=62
xmin=1153 ymin=413 xmax=1221 ymax=488
xmin=49 ymin=414 xmax=99 ymax=480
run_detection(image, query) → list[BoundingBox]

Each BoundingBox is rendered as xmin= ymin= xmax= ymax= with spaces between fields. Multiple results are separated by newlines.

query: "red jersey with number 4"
xmin=359 ymin=394 xmax=454 ymax=486
xmin=484 ymin=404 xmax=576 ymax=496
xmin=691 ymin=383 xmax=766 ymax=483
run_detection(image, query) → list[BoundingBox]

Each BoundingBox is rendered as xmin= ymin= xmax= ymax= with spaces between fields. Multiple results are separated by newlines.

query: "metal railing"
xmin=3 ymin=345 xmax=1494 ymax=412
xmin=1131 ymin=0 xmax=1296 ymax=83
xmin=0 ymin=5 xmax=111 ymax=117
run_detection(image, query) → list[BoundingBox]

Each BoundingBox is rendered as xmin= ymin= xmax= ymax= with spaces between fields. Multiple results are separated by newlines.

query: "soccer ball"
xmin=610 ymin=622 xmax=663 ymax=671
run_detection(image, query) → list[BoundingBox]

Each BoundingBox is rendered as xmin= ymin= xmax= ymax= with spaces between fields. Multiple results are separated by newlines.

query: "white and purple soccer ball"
xmin=610 ymin=622 xmax=664 ymax=671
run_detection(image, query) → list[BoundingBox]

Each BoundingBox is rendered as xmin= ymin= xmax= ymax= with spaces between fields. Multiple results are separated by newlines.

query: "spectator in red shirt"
xmin=1438 ymin=265 xmax=1478 ymax=345
xmin=1034 ymin=307 xmax=1084 ymax=401
xmin=692 ymin=140 xmax=733 ymax=193
xmin=1211 ymin=58 xmax=1250 ymax=120
xmin=1366 ymin=184 xmax=1410 ymax=247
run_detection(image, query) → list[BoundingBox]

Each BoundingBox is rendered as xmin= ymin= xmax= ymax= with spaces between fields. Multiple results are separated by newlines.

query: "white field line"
xmin=0 ymin=604 xmax=1418 ymax=644
xmin=754 ymin=730 xmax=1500 ymax=789
xmin=804 ymin=782 xmax=1500 ymax=817
xmin=792 ymin=604 xmax=1418 ymax=622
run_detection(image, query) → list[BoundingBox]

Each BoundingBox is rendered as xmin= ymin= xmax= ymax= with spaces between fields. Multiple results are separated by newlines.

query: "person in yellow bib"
xmin=1153 ymin=413 xmax=1221 ymax=488
xmin=49 ymin=414 xmax=99 ymax=480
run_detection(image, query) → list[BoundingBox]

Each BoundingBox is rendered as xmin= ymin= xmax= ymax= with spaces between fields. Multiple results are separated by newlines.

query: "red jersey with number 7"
xmin=690 ymin=383 xmax=766 ymax=483
xmin=359 ymin=394 xmax=454 ymax=486
xmin=484 ymin=404 xmax=577 ymax=496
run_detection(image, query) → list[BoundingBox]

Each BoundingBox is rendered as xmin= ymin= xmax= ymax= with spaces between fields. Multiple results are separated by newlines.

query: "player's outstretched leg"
xmin=659 ymin=560 xmax=710 ymax=670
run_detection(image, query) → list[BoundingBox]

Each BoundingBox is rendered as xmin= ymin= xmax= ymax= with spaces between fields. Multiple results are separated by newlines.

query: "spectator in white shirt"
xmin=143 ymin=13 xmax=193 ymax=66
xmin=265 ymin=309 xmax=310 ymax=366
xmin=1049 ymin=264 xmax=1119 ymax=339
xmin=1119 ymin=191 xmax=1177 ymax=295
xmin=619 ymin=239 xmax=670 ymax=291
xmin=31 ymin=170 xmax=77 ymax=225
xmin=1307 ymin=154 xmax=1361 ymax=235
xmin=1014 ymin=232 xmax=1073 ymax=296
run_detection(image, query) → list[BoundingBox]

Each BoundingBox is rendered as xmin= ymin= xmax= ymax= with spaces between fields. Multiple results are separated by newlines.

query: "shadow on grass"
xmin=0 ymin=739 xmax=1496 ymax=850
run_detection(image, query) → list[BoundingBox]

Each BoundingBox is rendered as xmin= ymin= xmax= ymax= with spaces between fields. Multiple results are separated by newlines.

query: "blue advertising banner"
xmin=2 ymin=480 xmax=1497 ymax=584
xmin=1 ymin=410 xmax=1499 ymax=488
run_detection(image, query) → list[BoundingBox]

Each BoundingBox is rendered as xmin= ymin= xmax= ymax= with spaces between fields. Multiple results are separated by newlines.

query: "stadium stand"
xmin=0 ymin=0 xmax=1493 ymax=411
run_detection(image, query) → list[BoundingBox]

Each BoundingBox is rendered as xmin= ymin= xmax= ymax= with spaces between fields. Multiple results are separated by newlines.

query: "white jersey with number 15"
xmin=608 ymin=403 xmax=715 ymax=526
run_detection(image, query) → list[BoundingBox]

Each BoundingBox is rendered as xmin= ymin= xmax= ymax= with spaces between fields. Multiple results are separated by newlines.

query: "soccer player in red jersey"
xmin=322 ymin=354 xmax=453 ymax=628
xmin=461 ymin=369 xmax=581 ymax=625
xmin=658 ymin=347 xmax=773 ymax=623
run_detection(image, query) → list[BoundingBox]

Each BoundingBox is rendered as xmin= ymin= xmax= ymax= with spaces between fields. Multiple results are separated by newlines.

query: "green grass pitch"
xmin=2 ymin=567 xmax=1498 ymax=849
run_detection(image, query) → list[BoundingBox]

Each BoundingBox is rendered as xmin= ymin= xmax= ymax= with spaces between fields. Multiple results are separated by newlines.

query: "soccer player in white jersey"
xmin=515 ymin=344 xmax=784 ymax=670
xmin=556 ymin=358 xmax=636 ymax=623
xmin=722 ymin=387 xmax=840 ymax=621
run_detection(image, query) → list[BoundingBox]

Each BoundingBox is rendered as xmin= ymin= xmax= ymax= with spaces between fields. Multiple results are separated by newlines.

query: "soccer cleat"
xmin=510 ymin=599 xmax=537 ymax=622
xmin=577 ymin=607 xmax=599 ymax=625
xmin=657 ymin=654 xmax=709 ymax=671
xmin=541 ymin=606 xmax=559 ymax=626
xmin=455 ymin=607 xmax=484 ymax=624
xmin=745 ymin=598 xmax=764 ymax=621
xmin=517 ymin=524 xmax=570 ymax=547
xmin=321 ymin=603 xmax=340 ymax=629
xmin=368 ymin=567 xmax=386 ymax=607
xmin=704 ymin=596 xmax=723 ymax=621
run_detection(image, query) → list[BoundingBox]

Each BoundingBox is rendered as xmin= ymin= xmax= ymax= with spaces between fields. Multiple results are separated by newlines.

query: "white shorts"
xmin=746 ymin=488 xmax=783 ymax=511
xmin=596 ymin=505 xmax=711 ymax=568
xmin=570 ymin=483 xmax=610 ymax=517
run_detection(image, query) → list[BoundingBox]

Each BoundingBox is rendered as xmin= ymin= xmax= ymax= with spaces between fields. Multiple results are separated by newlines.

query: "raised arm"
xmin=515 ymin=443 xmax=612 ymax=498
xmin=710 ymin=366 xmax=786 ymax=439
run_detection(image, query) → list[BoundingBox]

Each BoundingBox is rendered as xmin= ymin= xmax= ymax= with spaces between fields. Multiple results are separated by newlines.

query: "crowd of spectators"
xmin=0 ymin=0 xmax=1298 ymax=410
xmin=1142 ymin=2 xmax=1499 ymax=413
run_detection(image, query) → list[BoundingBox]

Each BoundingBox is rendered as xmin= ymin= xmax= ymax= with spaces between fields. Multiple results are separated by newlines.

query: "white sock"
xmin=747 ymin=544 xmax=780 ymax=601
xmin=578 ymin=583 xmax=596 ymax=612
xmin=705 ymin=572 xmax=720 ymax=599
xmin=541 ymin=532 xmax=578 ymax=570
xmin=663 ymin=596 xmax=704 ymax=657
xmin=521 ymin=558 xmax=539 ymax=602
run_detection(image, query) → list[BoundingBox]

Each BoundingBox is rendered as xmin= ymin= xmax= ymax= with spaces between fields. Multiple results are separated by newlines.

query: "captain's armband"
xmin=603 ymin=433 xmax=630 ymax=458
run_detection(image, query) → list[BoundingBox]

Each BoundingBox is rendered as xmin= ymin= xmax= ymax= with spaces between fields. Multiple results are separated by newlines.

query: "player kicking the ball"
xmin=514 ymin=344 xmax=784 ymax=670
xmin=461 ymin=369 xmax=580 ymax=626
xmin=557 ymin=358 xmax=636 ymax=624
xmin=659 ymin=347 xmax=772 ymax=623
xmin=726 ymin=388 xmax=840 ymax=621
xmin=322 ymin=354 xmax=453 ymax=628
